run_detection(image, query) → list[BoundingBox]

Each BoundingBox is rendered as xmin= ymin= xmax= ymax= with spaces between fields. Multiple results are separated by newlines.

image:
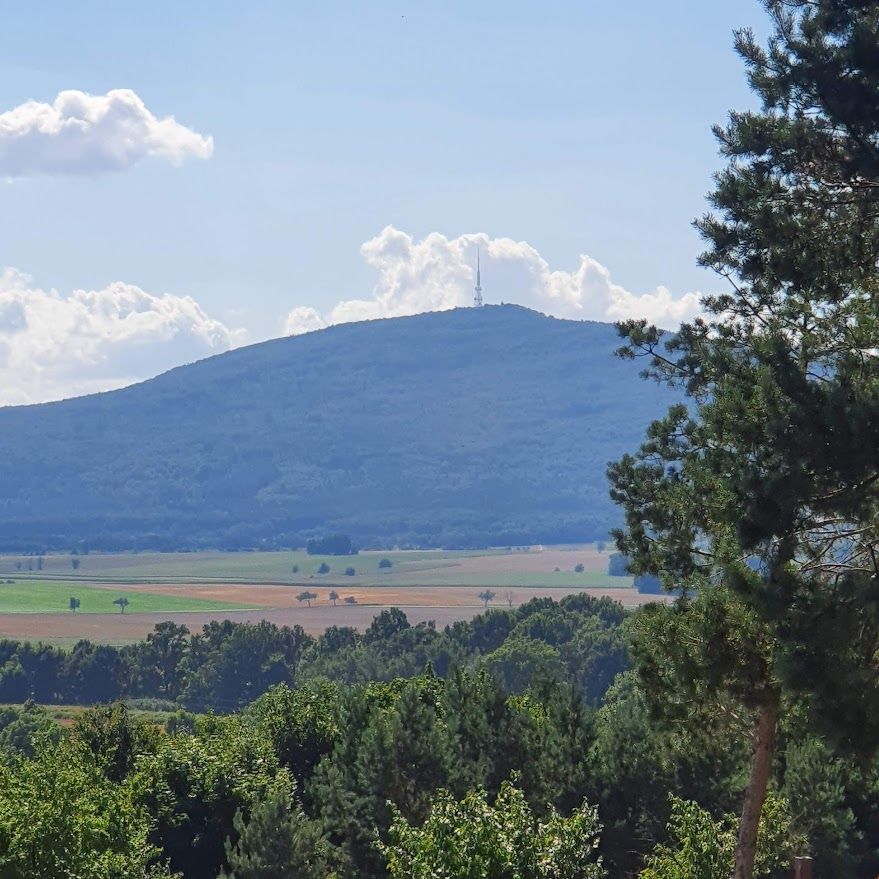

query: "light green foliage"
xmin=0 ymin=738 xmax=170 ymax=879
xmin=640 ymin=795 xmax=799 ymax=879
xmin=0 ymin=702 xmax=60 ymax=757
xmin=382 ymin=779 xmax=605 ymax=879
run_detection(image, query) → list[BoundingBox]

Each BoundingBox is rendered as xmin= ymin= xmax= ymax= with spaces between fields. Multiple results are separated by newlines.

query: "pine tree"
xmin=610 ymin=3 xmax=879 ymax=876
xmin=220 ymin=772 xmax=334 ymax=879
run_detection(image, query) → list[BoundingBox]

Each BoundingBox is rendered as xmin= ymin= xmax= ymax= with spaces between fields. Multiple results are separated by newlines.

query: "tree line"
xmin=0 ymin=595 xmax=628 ymax=713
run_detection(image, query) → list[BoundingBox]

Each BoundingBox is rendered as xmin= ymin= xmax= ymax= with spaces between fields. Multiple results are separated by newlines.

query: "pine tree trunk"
xmin=732 ymin=694 xmax=779 ymax=879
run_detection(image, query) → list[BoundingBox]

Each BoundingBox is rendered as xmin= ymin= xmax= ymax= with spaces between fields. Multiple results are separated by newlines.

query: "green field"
xmin=0 ymin=580 xmax=252 ymax=615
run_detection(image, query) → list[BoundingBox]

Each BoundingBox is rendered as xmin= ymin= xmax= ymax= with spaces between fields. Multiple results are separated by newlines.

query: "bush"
xmin=575 ymin=563 xmax=585 ymax=573
xmin=317 ymin=563 xmax=330 ymax=575
xmin=379 ymin=558 xmax=393 ymax=569
xmin=345 ymin=567 xmax=356 ymax=577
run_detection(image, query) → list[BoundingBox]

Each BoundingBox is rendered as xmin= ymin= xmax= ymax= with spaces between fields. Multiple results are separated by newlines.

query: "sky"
xmin=0 ymin=1 xmax=768 ymax=405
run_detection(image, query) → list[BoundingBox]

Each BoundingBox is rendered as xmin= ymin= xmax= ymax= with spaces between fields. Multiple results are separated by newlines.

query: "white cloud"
xmin=0 ymin=269 xmax=243 ymax=405
xmin=284 ymin=226 xmax=703 ymax=335
xmin=0 ymin=89 xmax=213 ymax=177
xmin=283 ymin=306 xmax=328 ymax=336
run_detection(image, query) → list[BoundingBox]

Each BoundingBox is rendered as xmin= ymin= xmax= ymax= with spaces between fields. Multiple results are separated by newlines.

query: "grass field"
xmin=0 ymin=580 xmax=252 ymax=615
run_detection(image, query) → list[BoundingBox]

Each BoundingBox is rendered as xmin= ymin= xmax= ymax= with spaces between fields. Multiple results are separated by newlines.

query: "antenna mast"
xmin=474 ymin=248 xmax=483 ymax=307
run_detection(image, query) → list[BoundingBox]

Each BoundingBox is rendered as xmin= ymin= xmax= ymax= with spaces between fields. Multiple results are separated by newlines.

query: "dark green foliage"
xmin=0 ymin=307 xmax=675 ymax=551
xmin=345 ymin=567 xmax=356 ymax=577
xmin=126 ymin=621 xmax=190 ymax=701
xmin=133 ymin=714 xmax=279 ymax=879
xmin=220 ymin=773 xmax=335 ymax=879
xmin=307 ymin=535 xmax=357 ymax=556
xmin=0 ymin=596 xmax=630 ymax=715
xmin=180 ymin=620 xmax=311 ymax=712
xmin=378 ymin=558 xmax=392 ymax=570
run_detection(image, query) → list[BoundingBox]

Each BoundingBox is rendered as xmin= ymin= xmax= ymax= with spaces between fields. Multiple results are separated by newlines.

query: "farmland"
xmin=0 ymin=545 xmax=656 ymax=644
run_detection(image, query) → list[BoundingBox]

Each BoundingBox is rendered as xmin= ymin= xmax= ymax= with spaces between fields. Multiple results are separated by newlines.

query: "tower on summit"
xmin=474 ymin=248 xmax=484 ymax=307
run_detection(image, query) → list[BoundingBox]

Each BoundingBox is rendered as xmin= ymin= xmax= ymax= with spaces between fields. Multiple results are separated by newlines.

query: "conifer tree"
xmin=610 ymin=3 xmax=879 ymax=876
xmin=220 ymin=772 xmax=333 ymax=879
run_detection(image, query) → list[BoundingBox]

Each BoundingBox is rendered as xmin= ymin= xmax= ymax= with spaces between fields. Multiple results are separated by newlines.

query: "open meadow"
xmin=0 ymin=545 xmax=658 ymax=643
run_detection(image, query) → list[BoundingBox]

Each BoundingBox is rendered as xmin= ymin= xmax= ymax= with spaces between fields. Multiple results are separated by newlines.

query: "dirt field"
xmin=0 ymin=585 xmax=663 ymax=643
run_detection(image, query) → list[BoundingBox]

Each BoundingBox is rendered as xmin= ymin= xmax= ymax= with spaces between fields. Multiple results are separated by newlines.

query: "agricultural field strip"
xmin=0 ymin=580 xmax=256 ymax=615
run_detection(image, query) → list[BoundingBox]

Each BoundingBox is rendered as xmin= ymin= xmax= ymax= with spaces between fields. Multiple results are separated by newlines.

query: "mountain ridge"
xmin=0 ymin=305 xmax=674 ymax=550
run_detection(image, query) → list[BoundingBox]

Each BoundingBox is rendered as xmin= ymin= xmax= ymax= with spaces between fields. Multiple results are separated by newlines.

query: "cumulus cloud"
xmin=283 ymin=227 xmax=703 ymax=335
xmin=0 ymin=269 xmax=243 ymax=405
xmin=0 ymin=89 xmax=213 ymax=177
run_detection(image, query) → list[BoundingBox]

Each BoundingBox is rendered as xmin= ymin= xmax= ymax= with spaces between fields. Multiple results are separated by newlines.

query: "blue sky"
xmin=0 ymin=1 xmax=767 ymax=403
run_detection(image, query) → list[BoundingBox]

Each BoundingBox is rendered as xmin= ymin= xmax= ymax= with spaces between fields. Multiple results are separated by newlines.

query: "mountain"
xmin=0 ymin=305 xmax=675 ymax=551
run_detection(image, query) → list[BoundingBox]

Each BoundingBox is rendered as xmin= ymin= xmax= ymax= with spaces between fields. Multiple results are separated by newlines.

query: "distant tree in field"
xmin=291 ymin=564 xmax=299 ymax=575
xmin=345 ymin=567 xmax=356 ymax=577
xmin=344 ymin=596 xmax=357 ymax=605
xmin=575 ymin=563 xmax=585 ymax=573
xmin=71 ymin=558 xmax=80 ymax=571
xmin=379 ymin=558 xmax=393 ymax=570
xmin=36 ymin=556 xmax=43 ymax=572
xmin=306 ymin=534 xmax=357 ymax=556
xmin=607 ymin=553 xmax=629 ymax=577
xmin=478 ymin=590 xmax=495 ymax=609
xmin=113 ymin=597 xmax=129 ymax=614
xmin=14 ymin=562 xmax=20 ymax=571
xmin=554 ymin=567 xmax=560 ymax=572
xmin=328 ymin=590 xmax=340 ymax=607
xmin=297 ymin=591 xmax=317 ymax=608
xmin=316 ymin=563 xmax=330 ymax=575
xmin=69 ymin=597 xmax=80 ymax=613
xmin=504 ymin=590 xmax=514 ymax=608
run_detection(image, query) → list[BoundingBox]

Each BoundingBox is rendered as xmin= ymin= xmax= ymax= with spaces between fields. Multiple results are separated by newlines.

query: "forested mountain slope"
xmin=0 ymin=305 xmax=674 ymax=550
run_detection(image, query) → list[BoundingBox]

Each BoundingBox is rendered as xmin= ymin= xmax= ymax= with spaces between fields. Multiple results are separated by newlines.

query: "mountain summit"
xmin=0 ymin=306 xmax=673 ymax=550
